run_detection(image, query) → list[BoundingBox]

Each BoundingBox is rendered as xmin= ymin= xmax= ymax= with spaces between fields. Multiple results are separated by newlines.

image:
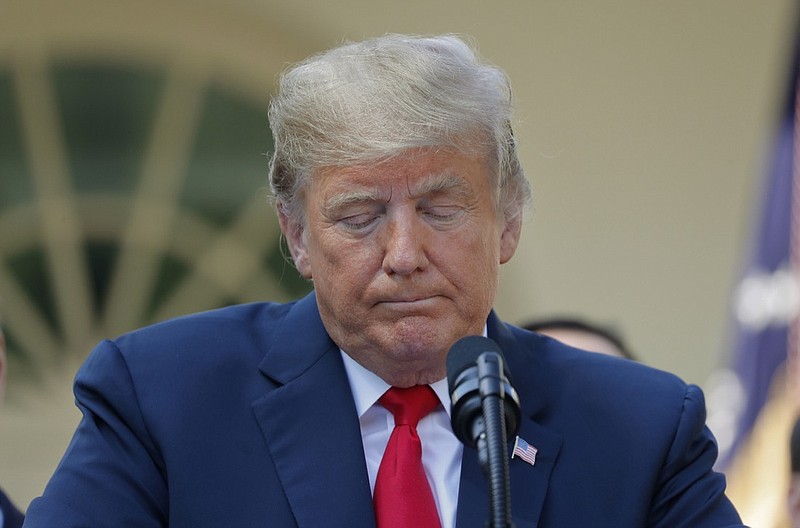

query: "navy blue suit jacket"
xmin=1 ymin=488 xmax=24 ymax=528
xmin=24 ymin=293 xmax=743 ymax=527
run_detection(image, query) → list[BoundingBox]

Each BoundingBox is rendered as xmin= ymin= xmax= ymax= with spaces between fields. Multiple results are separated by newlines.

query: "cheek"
xmin=310 ymin=235 xmax=375 ymax=287
xmin=471 ymin=229 xmax=503 ymax=294
xmin=474 ymin=222 xmax=504 ymax=263
xmin=437 ymin=228 xmax=500 ymax=283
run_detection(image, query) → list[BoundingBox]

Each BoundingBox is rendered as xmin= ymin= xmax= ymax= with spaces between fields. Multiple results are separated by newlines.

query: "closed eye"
xmin=340 ymin=213 xmax=379 ymax=231
xmin=421 ymin=206 xmax=464 ymax=225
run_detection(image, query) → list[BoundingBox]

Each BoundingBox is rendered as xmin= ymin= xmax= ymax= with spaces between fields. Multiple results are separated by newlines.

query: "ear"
xmin=499 ymin=211 xmax=522 ymax=264
xmin=277 ymin=204 xmax=313 ymax=279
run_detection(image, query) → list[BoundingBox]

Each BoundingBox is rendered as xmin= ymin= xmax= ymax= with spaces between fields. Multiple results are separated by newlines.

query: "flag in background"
xmin=715 ymin=82 xmax=795 ymax=469
xmin=707 ymin=9 xmax=800 ymax=527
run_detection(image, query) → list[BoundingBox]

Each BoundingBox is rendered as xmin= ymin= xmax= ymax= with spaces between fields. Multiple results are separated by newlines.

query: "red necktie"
xmin=373 ymin=386 xmax=442 ymax=528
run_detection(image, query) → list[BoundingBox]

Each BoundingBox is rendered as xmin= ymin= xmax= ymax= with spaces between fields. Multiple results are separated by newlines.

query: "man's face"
xmin=280 ymin=148 xmax=521 ymax=387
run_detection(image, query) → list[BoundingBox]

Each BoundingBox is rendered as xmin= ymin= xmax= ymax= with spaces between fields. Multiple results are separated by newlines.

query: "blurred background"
xmin=1 ymin=0 xmax=797 ymax=525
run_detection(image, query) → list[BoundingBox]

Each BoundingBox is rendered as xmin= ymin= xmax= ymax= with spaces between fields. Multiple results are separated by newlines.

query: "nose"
xmin=382 ymin=212 xmax=429 ymax=276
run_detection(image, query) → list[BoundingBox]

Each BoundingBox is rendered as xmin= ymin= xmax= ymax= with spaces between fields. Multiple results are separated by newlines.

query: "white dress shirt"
xmin=341 ymin=351 xmax=463 ymax=528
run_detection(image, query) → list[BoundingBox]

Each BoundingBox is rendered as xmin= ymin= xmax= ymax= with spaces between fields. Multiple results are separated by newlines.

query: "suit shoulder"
xmin=120 ymin=301 xmax=292 ymax=344
xmin=86 ymin=300 xmax=299 ymax=373
xmin=506 ymin=324 xmax=690 ymax=409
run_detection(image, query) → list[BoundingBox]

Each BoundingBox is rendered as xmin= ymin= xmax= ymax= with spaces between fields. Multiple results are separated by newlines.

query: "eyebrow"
xmin=324 ymin=189 xmax=382 ymax=213
xmin=323 ymin=171 xmax=473 ymax=213
xmin=408 ymin=172 xmax=473 ymax=201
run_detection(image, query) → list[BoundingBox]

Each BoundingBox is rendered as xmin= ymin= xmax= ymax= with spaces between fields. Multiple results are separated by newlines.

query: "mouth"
xmin=377 ymin=295 xmax=441 ymax=308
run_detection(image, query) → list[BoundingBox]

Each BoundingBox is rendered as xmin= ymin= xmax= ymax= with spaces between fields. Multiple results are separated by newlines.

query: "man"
xmin=24 ymin=34 xmax=743 ymax=527
xmin=0 ymin=329 xmax=25 ymax=528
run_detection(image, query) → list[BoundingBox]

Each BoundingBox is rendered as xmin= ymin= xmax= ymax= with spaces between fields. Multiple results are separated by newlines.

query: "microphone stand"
xmin=474 ymin=352 xmax=515 ymax=528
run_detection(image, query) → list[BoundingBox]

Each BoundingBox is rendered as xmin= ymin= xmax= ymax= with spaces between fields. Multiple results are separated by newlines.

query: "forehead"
xmin=312 ymin=148 xmax=491 ymax=197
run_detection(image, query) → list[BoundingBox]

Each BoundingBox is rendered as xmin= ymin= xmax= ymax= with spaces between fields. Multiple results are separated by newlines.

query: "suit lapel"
xmin=456 ymin=423 xmax=562 ymax=528
xmin=252 ymin=294 xmax=376 ymax=528
xmin=252 ymin=299 xmax=562 ymax=528
xmin=455 ymin=313 xmax=563 ymax=528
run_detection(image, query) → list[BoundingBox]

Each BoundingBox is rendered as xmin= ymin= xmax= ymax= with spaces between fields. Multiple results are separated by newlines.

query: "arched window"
xmin=0 ymin=4 xmax=314 ymax=388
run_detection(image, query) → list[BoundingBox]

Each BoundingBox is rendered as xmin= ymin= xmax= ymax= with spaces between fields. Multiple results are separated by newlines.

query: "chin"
xmin=387 ymin=338 xmax=453 ymax=379
xmin=386 ymin=320 xmax=451 ymax=352
xmin=381 ymin=336 xmax=436 ymax=358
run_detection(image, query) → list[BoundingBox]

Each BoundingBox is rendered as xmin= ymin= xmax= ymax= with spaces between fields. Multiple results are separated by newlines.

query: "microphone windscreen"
xmin=446 ymin=335 xmax=503 ymax=390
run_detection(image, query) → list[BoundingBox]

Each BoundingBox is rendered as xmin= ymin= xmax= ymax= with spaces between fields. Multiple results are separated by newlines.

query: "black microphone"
xmin=446 ymin=335 xmax=520 ymax=447
xmin=446 ymin=335 xmax=521 ymax=528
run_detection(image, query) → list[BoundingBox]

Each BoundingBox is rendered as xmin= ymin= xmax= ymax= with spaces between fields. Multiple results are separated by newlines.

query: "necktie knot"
xmin=379 ymin=385 xmax=439 ymax=428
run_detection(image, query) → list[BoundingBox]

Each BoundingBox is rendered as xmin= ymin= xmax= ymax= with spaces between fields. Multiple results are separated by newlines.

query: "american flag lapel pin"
xmin=511 ymin=435 xmax=538 ymax=467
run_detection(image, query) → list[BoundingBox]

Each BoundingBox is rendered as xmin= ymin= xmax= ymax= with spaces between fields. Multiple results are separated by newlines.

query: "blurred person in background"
xmin=0 ymin=328 xmax=25 ymax=528
xmin=522 ymin=317 xmax=636 ymax=360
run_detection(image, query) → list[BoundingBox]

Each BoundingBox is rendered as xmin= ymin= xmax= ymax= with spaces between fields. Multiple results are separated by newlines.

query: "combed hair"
xmin=267 ymin=34 xmax=531 ymax=224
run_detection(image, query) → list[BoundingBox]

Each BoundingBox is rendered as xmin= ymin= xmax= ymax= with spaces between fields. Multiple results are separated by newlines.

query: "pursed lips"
xmin=375 ymin=295 xmax=442 ymax=307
